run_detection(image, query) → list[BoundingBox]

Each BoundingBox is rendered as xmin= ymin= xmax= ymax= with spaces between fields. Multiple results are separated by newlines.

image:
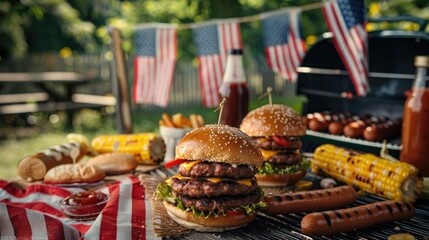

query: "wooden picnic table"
xmin=0 ymin=72 xmax=116 ymax=128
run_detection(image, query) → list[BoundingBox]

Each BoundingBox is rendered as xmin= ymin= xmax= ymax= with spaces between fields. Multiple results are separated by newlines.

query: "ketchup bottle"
xmin=219 ymin=49 xmax=249 ymax=128
xmin=400 ymin=56 xmax=429 ymax=176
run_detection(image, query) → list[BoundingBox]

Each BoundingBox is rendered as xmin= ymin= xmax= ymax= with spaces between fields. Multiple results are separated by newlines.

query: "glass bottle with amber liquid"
xmin=219 ymin=49 xmax=249 ymax=128
xmin=400 ymin=56 xmax=429 ymax=177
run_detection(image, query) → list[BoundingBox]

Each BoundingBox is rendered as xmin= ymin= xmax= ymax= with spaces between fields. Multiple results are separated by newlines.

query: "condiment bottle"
xmin=400 ymin=55 xmax=429 ymax=176
xmin=219 ymin=49 xmax=249 ymax=128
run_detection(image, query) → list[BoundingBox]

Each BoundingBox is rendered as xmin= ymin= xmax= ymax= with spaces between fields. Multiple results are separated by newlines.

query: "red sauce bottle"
xmin=219 ymin=49 xmax=249 ymax=128
xmin=400 ymin=56 xmax=429 ymax=176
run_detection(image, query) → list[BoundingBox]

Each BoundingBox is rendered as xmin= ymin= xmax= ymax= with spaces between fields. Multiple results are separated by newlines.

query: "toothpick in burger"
xmin=240 ymin=104 xmax=309 ymax=187
xmin=156 ymin=124 xmax=266 ymax=232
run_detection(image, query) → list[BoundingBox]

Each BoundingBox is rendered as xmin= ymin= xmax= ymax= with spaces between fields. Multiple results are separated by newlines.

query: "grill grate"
xmin=150 ymin=167 xmax=429 ymax=240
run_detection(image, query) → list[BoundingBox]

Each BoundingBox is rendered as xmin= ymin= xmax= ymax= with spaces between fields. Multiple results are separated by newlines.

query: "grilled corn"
xmin=312 ymin=144 xmax=423 ymax=202
xmin=91 ymin=133 xmax=166 ymax=164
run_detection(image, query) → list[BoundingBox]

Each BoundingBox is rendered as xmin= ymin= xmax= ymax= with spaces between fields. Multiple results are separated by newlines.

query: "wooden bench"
xmin=0 ymin=72 xmax=116 ymax=127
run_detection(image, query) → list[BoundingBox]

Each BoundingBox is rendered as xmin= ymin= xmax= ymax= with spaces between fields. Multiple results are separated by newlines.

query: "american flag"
xmin=323 ymin=0 xmax=370 ymax=96
xmin=261 ymin=9 xmax=306 ymax=83
xmin=193 ymin=20 xmax=242 ymax=107
xmin=133 ymin=24 xmax=177 ymax=107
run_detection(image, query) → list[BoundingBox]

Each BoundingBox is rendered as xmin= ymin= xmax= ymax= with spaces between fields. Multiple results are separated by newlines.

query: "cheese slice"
xmin=180 ymin=160 xmax=202 ymax=171
xmin=165 ymin=174 xmax=252 ymax=187
xmin=260 ymin=149 xmax=281 ymax=159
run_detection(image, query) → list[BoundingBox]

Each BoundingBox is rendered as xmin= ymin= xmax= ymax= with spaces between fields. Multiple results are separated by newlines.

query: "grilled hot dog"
xmin=343 ymin=120 xmax=367 ymax=138
xmin=263 ymin=185 xmax=357 ymax=215
xmin=308 ymin=112 xmax=330 ymax=131
xmin=301 ymin=200 xmax=415 ymax=236
xmin=363 ymin=119 xmax=401 ymax=142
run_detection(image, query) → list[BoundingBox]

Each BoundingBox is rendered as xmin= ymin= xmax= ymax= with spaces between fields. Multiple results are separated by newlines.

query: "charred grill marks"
xmin=322 ymin=213 xmax=332 ymax=227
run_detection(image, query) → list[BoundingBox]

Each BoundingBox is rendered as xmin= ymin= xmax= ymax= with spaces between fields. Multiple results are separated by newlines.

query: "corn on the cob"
xmin=91 ymin=133 xmax=166 ymax=164
xmin=312 ymin=144 xmax=423 ymax=202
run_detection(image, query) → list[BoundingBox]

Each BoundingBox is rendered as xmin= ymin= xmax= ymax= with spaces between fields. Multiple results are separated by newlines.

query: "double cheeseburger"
xmin=240 ymin=104 xmax=309 ymax=187
xmin=156 ymin=124 xmax=266 ymax=232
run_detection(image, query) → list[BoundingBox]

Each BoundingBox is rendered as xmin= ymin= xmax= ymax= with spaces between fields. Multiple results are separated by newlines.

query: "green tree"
xmin=1 ymin=0 xmax=428 ymax=62
xmin=0 ymin=0 xmax=96 ymax=60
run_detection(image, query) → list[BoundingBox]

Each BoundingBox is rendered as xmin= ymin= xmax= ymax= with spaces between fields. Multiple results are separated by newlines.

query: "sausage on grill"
xmin=301 ymin=200 xmax=415 ymax=236
xmin=263 ymin=185 xmax=357 ymax=215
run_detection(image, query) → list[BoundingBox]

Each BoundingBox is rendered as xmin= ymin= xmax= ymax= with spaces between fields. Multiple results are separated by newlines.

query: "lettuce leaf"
xmin=258 ymin=157 xmax=310 ymax=175
xmin=155 ymin=183 xmax=266 ymax=219
xmin=155 ymin=183 xmax=176 ymax=203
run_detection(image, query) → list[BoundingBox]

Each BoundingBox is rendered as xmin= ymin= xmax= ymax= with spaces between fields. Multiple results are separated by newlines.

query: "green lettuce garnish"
xmin=155 ymin=183 xmax=176 ymax=203
xmin=155 ymin=183 xmax=266 ymax=219
xmin=258 ymin=157 xmax=310 ymax=175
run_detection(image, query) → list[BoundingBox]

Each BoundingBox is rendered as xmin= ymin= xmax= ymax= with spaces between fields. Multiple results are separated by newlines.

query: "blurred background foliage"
xmin=1 ymin=0 xmax=428 ymax=62
xmin=0 ymin=0 xmax=427 ymax=180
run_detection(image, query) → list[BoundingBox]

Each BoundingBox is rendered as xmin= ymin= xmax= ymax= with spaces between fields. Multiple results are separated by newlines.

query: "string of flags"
xmin=133 ymin=0 xmax=369 ymax=108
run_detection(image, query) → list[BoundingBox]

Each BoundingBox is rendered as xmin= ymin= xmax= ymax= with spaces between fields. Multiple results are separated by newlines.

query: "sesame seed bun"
xmin=175 ymin=124 xmax=264 ymax=167
xmin=163 ymin=201 xmax=257 ymax=232
xmin=240 ymin=104 xmax=306 ymax=137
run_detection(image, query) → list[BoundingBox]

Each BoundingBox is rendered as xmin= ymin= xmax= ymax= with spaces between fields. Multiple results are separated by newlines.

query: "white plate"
xmin=44 ymin=180 xmax=104 ymax=188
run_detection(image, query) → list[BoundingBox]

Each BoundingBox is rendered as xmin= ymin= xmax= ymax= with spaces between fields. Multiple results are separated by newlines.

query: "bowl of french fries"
xmin=159 ymin=113 xmax=205 ymax=161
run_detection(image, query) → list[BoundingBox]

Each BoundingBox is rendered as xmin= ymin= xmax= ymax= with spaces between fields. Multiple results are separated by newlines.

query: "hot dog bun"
xmin=87 ymin=152 xmax=138 ymax=174
xmin=44 ymin=164 xmax=105 ymax=184
xmin=17 ymin=142 xmax=87 ymax=182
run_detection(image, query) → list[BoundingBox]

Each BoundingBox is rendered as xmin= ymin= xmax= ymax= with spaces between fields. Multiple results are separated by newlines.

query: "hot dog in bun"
xmin=240 ymin=104 xmax=309 ymax=187
xmin=156 ymin=124 xmax=266 ymax=232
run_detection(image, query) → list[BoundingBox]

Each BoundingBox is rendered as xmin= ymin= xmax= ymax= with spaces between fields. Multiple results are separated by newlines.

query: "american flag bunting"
xmin=193 ymin=20 xmax=242 ymax=107
xmin=261 ymin=9 xmax=306 ymax=83
xmin=133 ymin=24 xmax=178 ymax=107
xmin=323 ymin=0 xmax=370 ymax=96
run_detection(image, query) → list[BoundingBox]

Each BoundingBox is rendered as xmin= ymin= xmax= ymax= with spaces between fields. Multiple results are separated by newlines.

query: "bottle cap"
xmin=414 ymin=56 xmax=429 ymax=67
xmin=228 ymin=49 xmax=243 ymax=55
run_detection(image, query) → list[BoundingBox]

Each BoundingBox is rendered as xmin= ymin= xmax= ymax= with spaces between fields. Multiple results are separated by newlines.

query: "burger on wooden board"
xmin=156 ymin=124 xmax=266 ymax=232
xmin=240 ymin=104 xmax=309 ymax=187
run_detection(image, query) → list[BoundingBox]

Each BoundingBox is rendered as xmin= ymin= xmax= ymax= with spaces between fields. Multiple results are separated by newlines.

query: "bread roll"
xmin=86 ymin=152 xmax=138 ymax=174
xmin=17 ymin=142 xmax=87 ymax=182
xmin=44 ymin=164 xmax=105 ymax=184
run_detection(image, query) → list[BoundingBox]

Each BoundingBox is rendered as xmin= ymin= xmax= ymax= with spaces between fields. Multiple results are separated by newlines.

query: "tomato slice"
xmin=272 ymin=136 xmax=291 ymax=147
xmin=226 ymin=209 xmax=245 ymax=217
xmin=164 ymin=158 xmax=186 ymax=168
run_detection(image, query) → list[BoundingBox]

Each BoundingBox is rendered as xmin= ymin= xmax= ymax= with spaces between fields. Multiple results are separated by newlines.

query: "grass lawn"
xmin=0 ymin=96 xmax=306 ymax=180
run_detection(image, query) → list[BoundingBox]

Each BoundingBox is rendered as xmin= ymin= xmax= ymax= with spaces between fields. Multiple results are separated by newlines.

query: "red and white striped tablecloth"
xmin=0 ymin=175 xmax=159 ymax=239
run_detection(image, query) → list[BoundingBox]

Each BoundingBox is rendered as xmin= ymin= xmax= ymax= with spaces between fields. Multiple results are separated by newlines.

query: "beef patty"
xmin=175 ymin=191 xmax=261 ymax=212
xmin=178 ymin=161 xmax=257 ymax=179
xmin=170 ymin=177 xmax=258 ymax=197
xmin=266 ymin=151 xmax=302 ymax=165
xmin=253 ymin=136 xmax=302 ymax=150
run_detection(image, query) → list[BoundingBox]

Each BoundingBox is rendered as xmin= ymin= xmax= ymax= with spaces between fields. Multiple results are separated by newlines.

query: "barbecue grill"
xmin=149 ymin=167 xmax=429 ymax=240
xmin=296 ymin=17 xmax=429 ymax=157
xmin=153 ymin=17 xmax=429 ymax=239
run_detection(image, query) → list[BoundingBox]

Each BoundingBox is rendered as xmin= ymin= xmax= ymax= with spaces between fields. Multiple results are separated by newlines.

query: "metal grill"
xmin=296 ymin=20 xmax=429 ymax=159
xmin=149 ymin=167 xmax=429 ymax=240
